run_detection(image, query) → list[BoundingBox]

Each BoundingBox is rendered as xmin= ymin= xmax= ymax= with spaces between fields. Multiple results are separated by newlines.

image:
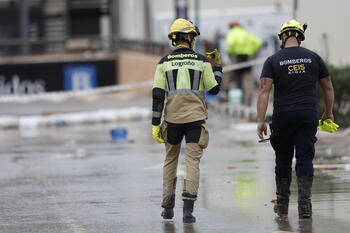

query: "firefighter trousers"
xmin=160 ymin=120 xmax=209 ymax=207
xmin=270 ymin=110 xmax=318 ymax=179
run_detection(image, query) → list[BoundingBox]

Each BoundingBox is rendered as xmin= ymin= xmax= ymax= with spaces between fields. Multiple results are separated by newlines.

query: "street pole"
xmin=194 ymin=0 xmax=200 ymax=52
xmin=293 ymin=0 xmax=298 ymax=19
xmin=175 ymin=0 xmax=188 ymax=19
xmin=144 ymin=0 xmax=152 ymax=40
xmin=322 ymin=33 xmax=330 ymax=62
xmin=65 ymin=0 xmax=72 ymax=37
xmin=20 ymin=0 xmax=30 ymax=55
xmin=110 ymin=0 xmax=120 ymax=50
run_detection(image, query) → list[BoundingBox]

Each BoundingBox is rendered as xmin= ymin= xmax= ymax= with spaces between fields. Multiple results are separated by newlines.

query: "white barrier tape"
xmin=0 ymin=80 xmax=153 ymax=103
xmin=0 ymin=57 xmax=266 ymax=104
xmin=223 ymin=57 xmax=266 ymax=73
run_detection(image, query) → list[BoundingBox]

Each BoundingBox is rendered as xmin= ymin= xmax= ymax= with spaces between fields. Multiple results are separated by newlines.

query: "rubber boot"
xmin=161 ymin=195 xmax=175 ymax=219
xmin=297 ymin=176 xmax=313 ymax=218
xmin=183 ymin=200 xmax=196 ymax=223
xmin=274 ymin=177 xmax=291 ymax=217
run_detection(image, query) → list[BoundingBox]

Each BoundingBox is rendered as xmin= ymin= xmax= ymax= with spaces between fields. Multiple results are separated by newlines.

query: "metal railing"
xmin=118 ymin=39 xmax=169 ymax=56
xmin=0 ymin=35 xmax=170 ymax=57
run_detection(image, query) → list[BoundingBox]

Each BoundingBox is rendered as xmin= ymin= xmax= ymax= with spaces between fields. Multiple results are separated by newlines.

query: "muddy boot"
xmin=297 ymin=176 xmax=313 ymax=218
xmin=161 ymin=195 xmax=175 ymax=219
xmin=183 ymin=200 xmax=196 ymax=223
xmin=274 ymin=177 xmax=291 ymax=217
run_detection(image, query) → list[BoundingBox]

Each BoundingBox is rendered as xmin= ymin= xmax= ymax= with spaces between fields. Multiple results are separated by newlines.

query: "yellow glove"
xmin=206 ymin=48 xmax=221 ymax=65
xmin=152 ymin=125 xmax=164 ymax=143
xmin=318 ymin=119 xmax=339 ymax=133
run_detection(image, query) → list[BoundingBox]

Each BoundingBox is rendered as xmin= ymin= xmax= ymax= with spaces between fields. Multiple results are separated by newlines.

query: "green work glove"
xmin=318 ymin=119 xmax=339 ymax=133
xmin=206 ymin=48 xmax=221 ymax=65
xmin=152 ymin=125 xmax=164 ymax=143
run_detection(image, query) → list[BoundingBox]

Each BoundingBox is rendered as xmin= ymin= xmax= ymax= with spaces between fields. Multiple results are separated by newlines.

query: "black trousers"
xmin=270 ymin=110 xmax=318 ymax=178
xmin=166 ymin=120 xmax=204 ymax=145
xmin=234 ymin=55 xmax=250 ymax=90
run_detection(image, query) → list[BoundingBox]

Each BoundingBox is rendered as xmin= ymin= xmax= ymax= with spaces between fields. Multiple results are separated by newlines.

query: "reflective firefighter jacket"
xmin=226 ymin=26 xmax=262 ymax=57
xmin=152 ymin=47 xmax=222 ymax=125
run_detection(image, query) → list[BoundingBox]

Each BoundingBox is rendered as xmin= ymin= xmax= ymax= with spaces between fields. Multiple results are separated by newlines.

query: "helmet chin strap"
xmin=186 ymin=38 xmax=194 ymax=49
xmin=280 ymin=36 xmax=287 ymax=49
xmin=280 ymin=42 xmax=285 ymax=49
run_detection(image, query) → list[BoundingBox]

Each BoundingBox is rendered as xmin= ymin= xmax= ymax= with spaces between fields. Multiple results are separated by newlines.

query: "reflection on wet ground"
xmin=274 ymin=217 xmax=314 ymax=233
xmin=0 ymin=118 xmax=349 ymax=233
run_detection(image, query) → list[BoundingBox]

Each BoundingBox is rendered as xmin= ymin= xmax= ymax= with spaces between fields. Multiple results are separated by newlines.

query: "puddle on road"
xmin=228 ymin=139 xmax=255 ymax=148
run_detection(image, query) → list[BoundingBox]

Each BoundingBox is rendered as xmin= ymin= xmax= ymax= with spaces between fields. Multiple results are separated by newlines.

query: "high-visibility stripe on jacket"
xmin=152 ymin=47 xmax=222 ymax=125
xmin=226 ymin=26 xmax=262 ymax=57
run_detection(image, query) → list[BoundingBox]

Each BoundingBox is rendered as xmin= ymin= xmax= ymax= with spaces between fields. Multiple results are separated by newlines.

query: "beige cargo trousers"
xmin=160 ymin=121 xmax=209 ymax=207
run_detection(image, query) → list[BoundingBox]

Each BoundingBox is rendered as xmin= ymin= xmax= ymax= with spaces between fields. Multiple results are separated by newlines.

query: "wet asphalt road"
xmin=0 ymin=115 xmax=349 ymax=233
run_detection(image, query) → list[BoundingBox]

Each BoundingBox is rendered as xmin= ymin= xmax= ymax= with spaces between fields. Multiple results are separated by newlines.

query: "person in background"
xmin=226 ymin=20 xmax=262 ymax=105
xmin=151 ymin=18 xmax=222 ymax=223
xmin=257 ymin=19 xmax=335 ymax=218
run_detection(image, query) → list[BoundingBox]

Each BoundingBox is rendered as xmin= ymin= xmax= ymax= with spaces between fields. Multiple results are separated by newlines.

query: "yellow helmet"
xmin=278 ymin=19 xmax=307 ymax=41
xmin=168 ymin=18 xmax=200 ymax=40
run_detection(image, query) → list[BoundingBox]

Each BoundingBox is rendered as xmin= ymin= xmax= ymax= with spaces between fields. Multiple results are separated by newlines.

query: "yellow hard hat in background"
xmin=278 ymin=19 xmax=307 ymax=41
xmin=168 ymin=18 xmax=200 ymax=40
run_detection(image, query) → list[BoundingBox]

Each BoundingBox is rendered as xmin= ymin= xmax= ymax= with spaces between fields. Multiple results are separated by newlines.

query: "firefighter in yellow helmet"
xmin=278 ymin=19 xmax=307 ymax=48
xmin=151 ymin=18 xmax=222 ymax=223
xmin=257 ymin=19 xmax=335 ymax=218
xmin=226 ymin=20 xmax=262 ymax=105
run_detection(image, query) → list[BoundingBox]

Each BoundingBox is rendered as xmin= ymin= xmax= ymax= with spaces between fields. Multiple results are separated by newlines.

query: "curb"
xmin=0 ymin=107 xmax=151 ymax=130
xmin=208 ymin=102 xmax=257 ymax=121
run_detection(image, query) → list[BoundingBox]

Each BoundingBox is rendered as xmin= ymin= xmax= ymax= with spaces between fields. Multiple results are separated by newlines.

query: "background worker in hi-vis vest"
xmin=151 ymin=18 xmax=222 ymax=223
xmin=226 ymin=20 xmax=262 ymax=105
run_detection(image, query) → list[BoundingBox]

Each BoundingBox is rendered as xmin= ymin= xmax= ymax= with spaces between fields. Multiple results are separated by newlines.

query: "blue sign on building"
xmin=64 ymin=65 xmax=97 ymax=91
